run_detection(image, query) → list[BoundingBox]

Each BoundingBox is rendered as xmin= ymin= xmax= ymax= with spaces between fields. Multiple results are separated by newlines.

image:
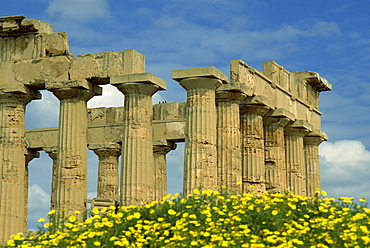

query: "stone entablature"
xmin=0 ymin=15 xmax=331 ymax=242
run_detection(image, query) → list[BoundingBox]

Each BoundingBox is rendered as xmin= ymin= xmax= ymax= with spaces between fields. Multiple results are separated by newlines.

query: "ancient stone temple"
xmin=0 ymin=15 xmax=331 ymax=241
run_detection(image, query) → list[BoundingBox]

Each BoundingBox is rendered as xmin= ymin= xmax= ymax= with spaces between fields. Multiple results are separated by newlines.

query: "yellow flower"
xmin=38 ymin=218 xmax=46 ymax=222
xmin=272 ymin=210 xmax=278 ymax=215
xmin=48 ymin=209 xmax=56 ymax=215
xmin=69 ymin=215 xmax=77 ymax=223
xmin=94 ymin=241 xmax=101 ymax=246
xmin=168 ymin=209 xmax=176 ymax=215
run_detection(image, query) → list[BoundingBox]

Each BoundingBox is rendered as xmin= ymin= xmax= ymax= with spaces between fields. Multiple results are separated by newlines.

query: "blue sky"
xmin=1 ymin=0 xmax=369 ymax=229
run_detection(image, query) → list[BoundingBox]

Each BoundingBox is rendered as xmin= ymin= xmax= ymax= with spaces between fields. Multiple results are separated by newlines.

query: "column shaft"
xmin=285 ymin=122 xmax=311 ymax=196
xmin=119 ymin=85 xmax=158 ymax=205
xmin=264 ymin=117 xmax=289 ymax=193
xmin=0 ymin=91 xmax=38 ymax=242
xmin=94 ymin=148 xmax=120 ymax=200
xmin=111 ymin=73 xmax=166 ymax=206
xmin=153 ymin=141 xmax=175 ymax=201
xmin=304 ymin=132 xmax=327 ymax=197
xmin=181 ymin=78 xmax=222 ymax=196
xmin=216 ymin=97 xmax=242 ymax=193
xmin=51 ymin=87 xmax=95 ymax=214
xmin=240 ymin=105 xmax=269 ymax=193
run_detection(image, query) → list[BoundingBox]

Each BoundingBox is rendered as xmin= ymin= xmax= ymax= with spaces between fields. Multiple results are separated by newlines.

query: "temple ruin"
xmin=0 ymin=15 xmax=331 ymax=241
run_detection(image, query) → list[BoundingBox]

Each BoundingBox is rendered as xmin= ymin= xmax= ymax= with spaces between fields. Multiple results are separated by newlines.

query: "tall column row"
xmin=172 ymin=67 xmax=326 ymax=197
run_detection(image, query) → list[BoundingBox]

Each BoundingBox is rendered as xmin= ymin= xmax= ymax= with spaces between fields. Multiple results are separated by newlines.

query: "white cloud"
xmin=28 ymin=184 xmax=50 ymax=229
xmin=26 ymin=90 xmax=59 ymax=129
xmin=320 ymin=140 xmax=370 ymax=165
xmin=319 ymin=140 xmax=370 ymax=200
xmin=46 ymin=0 xmax=110 ymax=23
xmin=87 ymin=84 xmax=124 ymax=108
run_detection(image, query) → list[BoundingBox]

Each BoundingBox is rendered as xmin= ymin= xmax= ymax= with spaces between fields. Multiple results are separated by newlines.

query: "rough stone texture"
xmin=240 ymin=104 xmax=270 ymax=193
xmin=0 ymin=15 xmax=332 ymax=242
xmin=174 ymin=71 xmax=223 ymax=195
xmin=153 ymin=140 xmax=176 ymax=200
xmin=46 ymin=80 xmax=102 ymax=215
xmin=216 ymin=88 xmax=244 ymax=193
xmin=304 ymin=130 xmax=327 ymax=197
xmin=89 ymin=143 xmax=121 ymax=201
xmin=0 ymin=89 xmax=39 ymax=242
xmin=264 ymin=113 xmax=291 ymax=193
xmin=112 ymin=73 xmax=166 ymax=205
xmin=285 ymin=121 xmax=313 ymax=195
xmin=70 ymin=49 xmax=145 ymax=84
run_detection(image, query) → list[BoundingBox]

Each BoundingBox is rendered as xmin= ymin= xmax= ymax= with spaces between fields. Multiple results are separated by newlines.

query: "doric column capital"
xmin=285 ymin=120 xmax=313 ymax=136
xmin=304 ymin=130 xmax=328 ymax=146
xmin=0 ymin=84 xmax=41 ymax=105
xmin=111 ymin=72 xmax=166 ymax=96
xmin=240 ymin=104 xmax=270 ymax=116
xmin=173 ymin=67 xmax=226 ymax=91
xmin=179 ymin=77 xmax=222 ymax=91
xmin=264 ymin=108 xmax=294 ymax=127
xmin=89 ymin=142 xmax=121 ymax=158
xmin=216 ymin=83 xmax=248 ymax=103
xmin=173 ymin=66 xmax=228 ymax=82
xmin=46 ymin=79 xmax=102 ymax=101
xmin=153 ymin=139 xmax=176 ymax=154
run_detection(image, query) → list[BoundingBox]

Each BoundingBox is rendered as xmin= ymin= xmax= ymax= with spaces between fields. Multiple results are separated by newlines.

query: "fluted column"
xmin=173 ymin=68 xmax=226 ymax=196
xmin=45 ymin=147 xmax=58 ymax=210
xmin=0 ymin=88 xmax=40 ymax=242
xmin=111 ymin=73 xmax=166 ymax=206
xmin=216 ymin=90 xmax=244 ymax=194
xmin=240 ymin=104 xmax=270 ymax=193
xmin=264 ymin=114 xmax=290 ymax=194
xmin=89 ymin=143 xmax=121 ymax=200
xmin=304 ymin=130 xmax=327 ymax=197
xmin=153 ymin=140 xmax=176 ymax=200
xmin=46 ymin=79 xmax=101 ymax=214
xmin=285 ymin=120 xmax=312 ymax=196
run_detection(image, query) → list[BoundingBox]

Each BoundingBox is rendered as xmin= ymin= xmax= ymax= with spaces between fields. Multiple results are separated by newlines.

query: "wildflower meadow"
xmin=3 ymin=187 xmax=370 ymax=247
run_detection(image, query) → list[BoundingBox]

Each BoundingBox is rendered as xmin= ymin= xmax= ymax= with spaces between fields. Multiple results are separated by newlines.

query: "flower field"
xmin=4 ymin=188 xmax=370 ymax=247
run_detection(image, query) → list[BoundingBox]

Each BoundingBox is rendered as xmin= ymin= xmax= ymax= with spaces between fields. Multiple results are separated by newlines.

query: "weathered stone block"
xmin=172 ymin=66 xmax=228 ymax=82
xmin=13 ymin=56 xmax=70 ymax=89
xmin=70 ymin=50 xmax=145 ymax=83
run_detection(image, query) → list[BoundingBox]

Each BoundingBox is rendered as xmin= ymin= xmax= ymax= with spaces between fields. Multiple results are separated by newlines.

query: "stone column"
xmin=304 ymin=130 xmax=327 ymax=197
xmin=44 ymin=147 xmax=57 ymax=210
xmin=285 ymin=120 xmax=312 ymax=196
xmin=0 ymin=87 xmax=40 ymax=242
xmin=216 ymin=86 xmax=245 ymax=194
xmin=240 ymin=104 xmax=270 ymax=193
xmin=88 ymin=143 xmax=121 ymax=201
xmin=153 ymin=140 xmax=176 ymax=200
xmin=172 ymin=67 xmax=226 ymax=196
xmin=111 ymin=73 xmax=166 ymax=206
xmin=263 ymin=109 xmax=293 ymax=194
xmin=46 ymin=79 xmax=101 ymax=214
